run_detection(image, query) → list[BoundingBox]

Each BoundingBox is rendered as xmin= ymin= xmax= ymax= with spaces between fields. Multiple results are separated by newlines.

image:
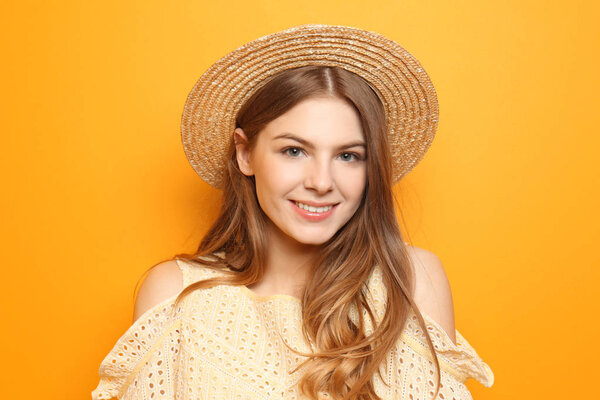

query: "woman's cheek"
xmin=271 ymin=160 xmax=301 ymax=182
xmin=339 ymin=166 xmax=367 ymax=191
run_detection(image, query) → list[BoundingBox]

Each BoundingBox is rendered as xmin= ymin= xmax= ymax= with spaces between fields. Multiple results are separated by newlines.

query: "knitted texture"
xmin=92 ymin=259 xmax=494 ymax=399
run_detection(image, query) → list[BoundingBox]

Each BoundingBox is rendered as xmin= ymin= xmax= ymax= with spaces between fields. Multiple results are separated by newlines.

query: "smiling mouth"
xmin=292 ymin=200 xmax=337 ymax=213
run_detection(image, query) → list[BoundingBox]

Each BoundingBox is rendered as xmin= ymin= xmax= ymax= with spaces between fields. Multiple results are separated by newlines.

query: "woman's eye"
xmin=283 ymin=147 xmax=304 ymax=157
xmin=339 ymin=152 xmax=361 ymax=162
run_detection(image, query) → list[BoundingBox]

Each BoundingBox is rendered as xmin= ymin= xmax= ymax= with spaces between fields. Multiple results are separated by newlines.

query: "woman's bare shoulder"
xmin=405 ymin=245 xmax=457 ymax=344
xmin=132 ymin=260 xmax=183 ymax=322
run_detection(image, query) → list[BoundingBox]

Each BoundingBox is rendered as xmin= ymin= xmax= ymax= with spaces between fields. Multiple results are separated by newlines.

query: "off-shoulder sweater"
xmin=92 ymin=258 xmax=494 ymax=399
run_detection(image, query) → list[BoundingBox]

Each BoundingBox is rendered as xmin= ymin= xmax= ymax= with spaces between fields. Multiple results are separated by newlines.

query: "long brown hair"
xmin=167 ymin=65 xmax=442 ymax=399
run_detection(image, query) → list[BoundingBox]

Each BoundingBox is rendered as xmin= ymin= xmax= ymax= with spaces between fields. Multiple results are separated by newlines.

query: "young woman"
xmin=92 ymin=24 xmax=494 ymax=400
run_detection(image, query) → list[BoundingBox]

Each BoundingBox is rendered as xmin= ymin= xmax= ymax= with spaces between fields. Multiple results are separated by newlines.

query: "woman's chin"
xmin=289 ymin=230 xmax=336 ymax=247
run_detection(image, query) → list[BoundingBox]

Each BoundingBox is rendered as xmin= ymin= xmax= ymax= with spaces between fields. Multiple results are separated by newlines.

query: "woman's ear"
xmin=233 ymin=128 xmax=254 ymax=176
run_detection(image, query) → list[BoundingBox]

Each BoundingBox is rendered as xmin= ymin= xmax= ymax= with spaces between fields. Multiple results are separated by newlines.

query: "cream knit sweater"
xmin=92 ymin=258 xmax=493 ymax=399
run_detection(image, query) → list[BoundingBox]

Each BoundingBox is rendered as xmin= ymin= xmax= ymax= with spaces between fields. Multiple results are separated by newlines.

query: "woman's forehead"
xmin=260 ymin=98 xmax=365 ymax=144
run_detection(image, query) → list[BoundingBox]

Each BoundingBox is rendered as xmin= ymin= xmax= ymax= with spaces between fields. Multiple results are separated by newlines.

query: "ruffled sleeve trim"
xmin=400 ymin=311 xmax=495 ymax=387
xmin=92 ymin=257 xmax=226 ymax=399
xmin=91 ymin=291 xmax=183 ymax=400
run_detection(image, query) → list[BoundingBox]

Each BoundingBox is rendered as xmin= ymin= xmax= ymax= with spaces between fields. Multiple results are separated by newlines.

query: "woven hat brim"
xmin=181 ymin=24 xmax=439 ymax=188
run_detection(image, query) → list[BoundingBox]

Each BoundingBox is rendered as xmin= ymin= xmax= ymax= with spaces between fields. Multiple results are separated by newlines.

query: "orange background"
xmin=1 ymin=1 xmax=598 ymax=398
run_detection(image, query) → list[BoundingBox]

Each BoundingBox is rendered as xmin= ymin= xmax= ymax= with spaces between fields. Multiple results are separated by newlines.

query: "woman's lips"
xmin=290 ymin=200 xmax=338 ymax=222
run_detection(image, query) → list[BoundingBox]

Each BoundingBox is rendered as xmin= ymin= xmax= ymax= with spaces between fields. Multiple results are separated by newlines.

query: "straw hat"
xmin=181 ymin=24 xmax=439 ymax=188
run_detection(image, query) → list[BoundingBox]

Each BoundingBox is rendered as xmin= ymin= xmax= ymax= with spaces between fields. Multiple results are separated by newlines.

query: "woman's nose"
xmin=304 ymin=159 xmax=334 ymax=193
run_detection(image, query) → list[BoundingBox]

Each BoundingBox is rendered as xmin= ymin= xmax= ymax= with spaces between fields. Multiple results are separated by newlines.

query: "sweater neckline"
xmin=238 ymin=284 xmax=302 ymax=304
xmin=236 ymin=265 xmax=383 ymax=305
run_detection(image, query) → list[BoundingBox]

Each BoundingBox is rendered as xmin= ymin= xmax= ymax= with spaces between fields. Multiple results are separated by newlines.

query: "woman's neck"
xmin=248 ymin=223 xmax=318 ymax=299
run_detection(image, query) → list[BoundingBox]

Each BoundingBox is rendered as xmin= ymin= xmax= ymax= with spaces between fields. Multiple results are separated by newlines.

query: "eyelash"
xmin=281 ymin=146 xmax=363 ymax=162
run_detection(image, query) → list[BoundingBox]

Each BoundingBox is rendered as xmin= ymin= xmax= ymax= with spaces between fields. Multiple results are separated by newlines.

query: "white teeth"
xmin=295 ymin=201 xmax=333 ymax=213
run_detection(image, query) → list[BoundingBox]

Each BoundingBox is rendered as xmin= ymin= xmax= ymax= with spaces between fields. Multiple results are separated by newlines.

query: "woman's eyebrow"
xmin=273 ymin=132 xmax=366 ymax=150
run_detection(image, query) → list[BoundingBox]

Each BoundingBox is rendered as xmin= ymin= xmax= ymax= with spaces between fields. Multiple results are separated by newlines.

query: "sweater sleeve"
xmin=420 ymin=313 xmax=494 ymax=387
xmin=91 ymin=294 xmax=183 ymax=400
xmin=386 ymin=311 xmax=494 ymax=400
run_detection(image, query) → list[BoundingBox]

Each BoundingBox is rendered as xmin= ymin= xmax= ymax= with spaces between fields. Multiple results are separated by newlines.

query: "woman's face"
xmin=235 ymin=96 xmax=367 ymax=246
